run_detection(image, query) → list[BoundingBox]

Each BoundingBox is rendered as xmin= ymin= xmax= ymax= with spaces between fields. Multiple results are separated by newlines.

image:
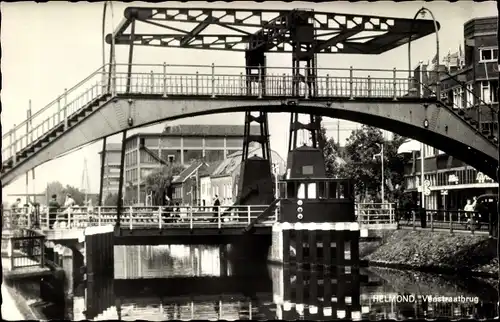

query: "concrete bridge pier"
xmin=226 ymin=234 xmax=272 ymax=263
xmin=270 ymin=223 xmax=361 ymax=268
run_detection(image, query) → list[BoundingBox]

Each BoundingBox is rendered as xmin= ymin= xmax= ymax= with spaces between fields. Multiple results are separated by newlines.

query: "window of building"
xmin=481 ymin=80 xmax=499 ymax=104
xmin=452 ymin=86 xmax=463 ymax=109
xmin=423 ymin=144 xmax=434 ymax=158
xmin=168 ymin=155 xmax=175 ymax=163
xmin=183 ymin=137 xmax=203 ymax=148
xmin=480 ymin=47 xmax=498 ymax=62
xmin=205 ymin=150 xmax=225 ymax=162
xmin=466 ymin=83 xmax=473 ymax=108
xmin=225 ymin=138 xmax=243 ymax=148
xmin=183 ymin=149 xmax=203 ymax=162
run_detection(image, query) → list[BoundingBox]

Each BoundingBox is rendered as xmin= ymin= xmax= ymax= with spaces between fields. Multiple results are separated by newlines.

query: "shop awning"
xmin=397 ymin=139 xmax=421 ymax=155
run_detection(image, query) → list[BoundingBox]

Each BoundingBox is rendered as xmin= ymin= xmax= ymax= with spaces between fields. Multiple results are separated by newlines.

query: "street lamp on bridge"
xmin=408 ymin=7 xmax=441 ymax=99
xmin=373 ymin=143 xmax=385 ymax=205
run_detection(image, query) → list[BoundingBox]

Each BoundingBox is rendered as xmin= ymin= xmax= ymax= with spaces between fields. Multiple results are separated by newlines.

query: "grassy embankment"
xmin=360 ymin=230 xmax=498 ymax=277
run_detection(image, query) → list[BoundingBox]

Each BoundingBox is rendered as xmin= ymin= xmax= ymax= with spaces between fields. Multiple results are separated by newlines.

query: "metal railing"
xmin=2 ymin=63 xmax=433 ymax=164
xmin=5 ymin=204 xmax=401 ymax=231
xmin=355 ymin=203 xmax=396 ymax=225
xmin=1 ymin=228 xmax=45 ymax=270
xmin=396 ymin=208 xmax=492 ymax=234
xmin=30 ymin=205 xmax=277 ymax=230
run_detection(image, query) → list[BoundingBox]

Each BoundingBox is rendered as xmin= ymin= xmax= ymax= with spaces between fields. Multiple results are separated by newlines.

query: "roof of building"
xmin=173 ymin=161 xmax=207 ymax=184
xmin=199 ymin=160 xmax=224 ymax=178
xmin=98 ymin=143 xmax=123 ymax=154
xmin=125 ymin=125 xmax=262 ymax=142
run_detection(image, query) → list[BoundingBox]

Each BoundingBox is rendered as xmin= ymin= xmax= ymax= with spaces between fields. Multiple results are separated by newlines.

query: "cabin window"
xmin=338 ymin=182 xmax=348 ymax=198
xmin=168 ymin=155 xmax=175 ymax=163
xmin=287 ymin=182 xmax=296 ymax=199
xmin=302 ymin=165 xmax=314 ymax=175
xmin=328 ymin=182 xmax=338 ymax=198
xmin=318 ymin=182 xmax=327 ymax=199
xmin=307 ymin=183 xmax=317 ymax=199
xmin=297 ymin=184 xmax=306 ymax=199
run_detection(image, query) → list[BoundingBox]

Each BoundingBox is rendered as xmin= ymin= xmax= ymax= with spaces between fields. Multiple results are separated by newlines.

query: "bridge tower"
xmin=287 ymin=10 xmax=325 ymax=179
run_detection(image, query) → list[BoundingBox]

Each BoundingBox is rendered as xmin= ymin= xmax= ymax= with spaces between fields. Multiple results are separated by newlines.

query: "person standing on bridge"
xmin=48 ymin=194 xmax=60 ymax=229
xmin=463 ymin=198 xmax=476 ymax=230
xmin=212 ymin=195 xmax=221 ymax=222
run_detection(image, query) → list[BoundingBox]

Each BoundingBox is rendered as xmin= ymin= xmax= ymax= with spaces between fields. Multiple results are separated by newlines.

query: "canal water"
xmin=12 ymin=245 xmax=499 ymax=320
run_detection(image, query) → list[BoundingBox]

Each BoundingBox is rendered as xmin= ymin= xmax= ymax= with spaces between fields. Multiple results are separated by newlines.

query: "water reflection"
xmin=63 ymin=245 xmax=498 ymax=320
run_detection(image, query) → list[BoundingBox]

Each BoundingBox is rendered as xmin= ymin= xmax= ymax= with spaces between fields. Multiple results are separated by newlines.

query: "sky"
xmin=1 ymin=1 xmax=497 ymax=199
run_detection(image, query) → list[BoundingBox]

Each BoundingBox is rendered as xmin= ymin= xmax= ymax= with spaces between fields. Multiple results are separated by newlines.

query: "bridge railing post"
xmin=211 ymin=63 xmax=216 ymax=98
xmin=392 ymin=68 xmax=397 ymax=100
xmin=367 ymin=75 xmax=372 ymax=97
xmin=163 ymin=62 xmax=168 ymax=97
xmin=129 ymin=207 xmax=133 ymax=230
xmin=304 ymin=67 xmax=309 ymax=99
xmin=189 ymin=208 xmax=193 ymax=229
xmin=98 ymin=207 xmax=102 ymax=227
xmin=349 ymin=66 xmax=354 ymax=100
xmin=40 ymin=238 xmax=45 ymax=268
xmin=197 ymin=71 xmax=201 ymax=96
xmin=258 ymin=65 xmax=263 ymax=99
xmin=326 ymin=74 xmax=330 ymax=97
xmin=63 ymin=88 xmax=68 ymax=131
xmin=150 ymin=70 xmax=154 ymax=94
xmin=217 ymin=206 xmax=221 ymax=229
xmin=449 ymin=211 xmax=453 ymax=234
xmin=57 ymin=96 xmax=62 ymax=124
xmin=282 ymin=73 xmax=287 ymax=96
xmin=247 ymin=206 xmax=251 ymax=224
xmin=158 ymin=207 xmax=162 ymax=229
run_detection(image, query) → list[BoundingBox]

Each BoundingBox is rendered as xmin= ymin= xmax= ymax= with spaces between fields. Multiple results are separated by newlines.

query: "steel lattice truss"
xmin=107 ymin=7 xmax=439 ymax=54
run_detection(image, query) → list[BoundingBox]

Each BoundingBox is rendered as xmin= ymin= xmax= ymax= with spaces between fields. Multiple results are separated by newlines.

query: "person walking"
xmin=48 ymin=194 xmax=60 ymax=229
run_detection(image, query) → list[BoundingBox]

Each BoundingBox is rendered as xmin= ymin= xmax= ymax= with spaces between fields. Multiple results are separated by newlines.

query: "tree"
xmin=316 ymin=117 xmax=343 ymax=178
xmin=341 ymin=125 xmax=407 ymax=203
xmin=104 ymin=193 xmax=119 ymax=206
xmin=44 ymin=181 xmax=87 ymax=205
xmin=144 ymin=163 xmax=185 ymax=206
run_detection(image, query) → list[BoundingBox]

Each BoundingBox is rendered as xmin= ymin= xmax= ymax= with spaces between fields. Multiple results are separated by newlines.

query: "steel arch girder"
xmin=1 ymin=97 xmax=496 ymax=187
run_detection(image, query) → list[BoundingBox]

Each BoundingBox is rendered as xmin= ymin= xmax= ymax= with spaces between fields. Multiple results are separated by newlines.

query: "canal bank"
xmin=360 ymin=230 xmax=498 ymax=278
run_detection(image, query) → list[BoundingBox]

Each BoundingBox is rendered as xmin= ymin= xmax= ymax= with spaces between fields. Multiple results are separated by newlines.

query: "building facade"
xmin=121 ymin=124 xmax=260 ymax=205
xmin=210 ymin=147 xmax=287 ymax=206
xmin=98 ymin=143 xmax=122 ymax=197
xmin=404 ymin=16 xmax=498 ymax=210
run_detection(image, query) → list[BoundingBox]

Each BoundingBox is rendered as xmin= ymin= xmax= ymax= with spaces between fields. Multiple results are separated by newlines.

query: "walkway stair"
xmin=2 ymin=94 xmax=112 ymax=176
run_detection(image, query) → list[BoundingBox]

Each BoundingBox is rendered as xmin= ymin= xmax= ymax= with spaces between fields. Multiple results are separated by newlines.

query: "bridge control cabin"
xmin=277 ymin=178 xmax=355 ymax=223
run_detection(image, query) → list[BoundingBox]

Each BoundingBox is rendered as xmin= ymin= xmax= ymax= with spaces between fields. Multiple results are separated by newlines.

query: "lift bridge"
xmin=2 ymin=7 xmax=498 ymax=212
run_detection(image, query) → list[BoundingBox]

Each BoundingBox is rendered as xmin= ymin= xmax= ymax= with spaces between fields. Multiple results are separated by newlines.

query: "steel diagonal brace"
xmin=312 ymin=24 xmax=364 ymax=54
xmin=180 ymin=17 xmax=213 ymax=46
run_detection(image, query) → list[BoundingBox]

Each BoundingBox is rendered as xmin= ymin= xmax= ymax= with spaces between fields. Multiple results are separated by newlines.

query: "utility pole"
xmin=496 ymin=0 xmax=500 ymax=316
xmin=81 ymin=157 xmax=90 ymax=204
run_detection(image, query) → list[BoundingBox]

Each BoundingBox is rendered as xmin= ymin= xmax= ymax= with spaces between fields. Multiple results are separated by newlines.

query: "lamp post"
xmin=496 ymin=0 xmax=500 ymax=316
xmin=420 ymin=143 xmax=425 ymax=209
xmin=408 ymin=7 xmax=440 ymax=99
xmin=373 ymin=143 xmax=385 ymax=204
